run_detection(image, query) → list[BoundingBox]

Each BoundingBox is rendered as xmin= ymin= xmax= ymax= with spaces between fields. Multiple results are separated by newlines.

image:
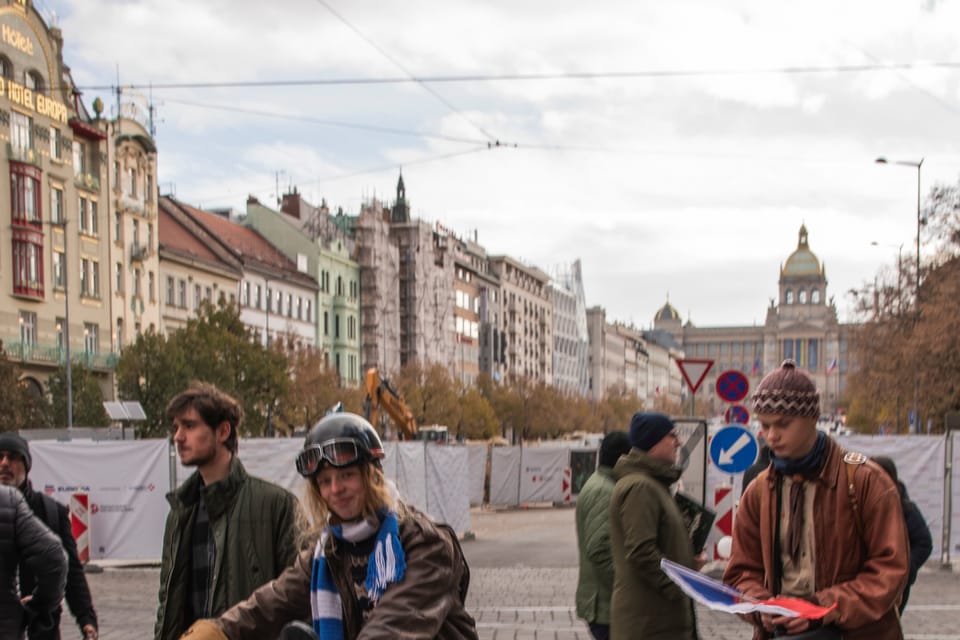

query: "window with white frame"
xmin=52 ymin=251 xmax=64 ymax=289
xmin=83 ymin=323 xmax=99 ymax=354
xmin=134 ymin=268 xmax=142 ymax=298
xmin=78 ymin=197 xmax=88 ymax=233
xmin=50 ymin=127 xmax=61 ymax=160
xmin=194 ymin=284 xmax=201 ymax=311
xmin=19 ymin=311 xmax=37 ymax=345
xmin=80 ymin=258 xmax=89 ymax=295
xmin=10 ymin=111 xmax=31 ymax=152
xmin=73 ymin=139 xmax=86 ymax=174
xmin=178 ymin=279 xmax=187 ymax=308
xmin=51 ymin=186 xmax=64 ymax=224
xmin=115 ymin=262 xmax=123 ymax=293
xmin=89 ymin=200 xmax=98 ymax=236
xmin=148 ymin=271 xmax=155 ymax=301
xmin=166 ymin=276 xmax=175 ymax=305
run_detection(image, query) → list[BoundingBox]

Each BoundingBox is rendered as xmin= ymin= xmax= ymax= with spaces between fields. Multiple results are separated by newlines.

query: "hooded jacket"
xmin=724 ymin=436 xmax=909 ymax=640
xmin=155 ymin=457 xmax=299 ymax=640
xmin=609 ymin=449 xmax=698 ymax=640
xmin=214 ymin=505 xmax=478 ymax=640
xmin=0 ymin=485 xmax=67 ymax=640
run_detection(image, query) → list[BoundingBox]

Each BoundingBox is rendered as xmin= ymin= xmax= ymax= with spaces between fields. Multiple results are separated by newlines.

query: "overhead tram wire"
xmin=68 ymin=61 xmax=960 ymax=93
xmin=159 ymin=97 xmax=490 ymax=145
xmin=192 ymin=144 xmax=494 ymax=206
xmin=312 ymin=0 xmax=500 ymax=145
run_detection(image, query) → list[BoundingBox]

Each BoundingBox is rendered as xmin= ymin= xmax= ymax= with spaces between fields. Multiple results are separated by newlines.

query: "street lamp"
xmin=875 ymin=156 xmax=923 ymax=433
xmin=49 ymin=219 xmax=74 ymax=430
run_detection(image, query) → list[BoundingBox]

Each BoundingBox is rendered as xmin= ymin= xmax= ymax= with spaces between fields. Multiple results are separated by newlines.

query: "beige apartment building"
xmin=489 ymin=255 xmax=553 ymax=384
xmin=0 ymin=1 xmax=115 ymax=402
xmin=157 ymin=197 xmax=242 ymax=332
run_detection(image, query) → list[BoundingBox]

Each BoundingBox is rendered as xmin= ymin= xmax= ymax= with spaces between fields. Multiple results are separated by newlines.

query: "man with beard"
xmin=155 ymin=382 xmax=299 ymax=640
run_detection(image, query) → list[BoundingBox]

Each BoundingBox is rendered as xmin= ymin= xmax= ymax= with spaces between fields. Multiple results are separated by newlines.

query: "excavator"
xmin=363 ymin=368 xmax=450 ymax=443
xmin=363 ymin=367 xmax=419 ymax=440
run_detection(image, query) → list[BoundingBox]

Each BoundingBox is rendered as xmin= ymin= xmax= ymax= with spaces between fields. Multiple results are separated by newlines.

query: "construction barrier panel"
xmin=69 ymin=492 xmax=90 ymax=564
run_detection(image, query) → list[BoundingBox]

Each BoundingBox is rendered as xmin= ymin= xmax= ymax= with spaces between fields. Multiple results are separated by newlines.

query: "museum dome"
xmin=655 ymin=300 xmax=681 ymax=322
xmin=782 ymin=225 xmax=823 ymax=277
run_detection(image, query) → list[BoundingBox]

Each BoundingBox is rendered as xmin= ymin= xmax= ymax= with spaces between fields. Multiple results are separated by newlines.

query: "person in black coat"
xmin=0 ymin=433 xmax=99 ymax=639
xmin=0 ymin=484 xmax=68 ymax=640
xmin=872 ymin=455 xmax=933 ymax=612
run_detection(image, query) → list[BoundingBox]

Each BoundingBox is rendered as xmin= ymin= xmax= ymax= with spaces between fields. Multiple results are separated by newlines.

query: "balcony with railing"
xmin=130 ymin=243 xmax=151 ymax=262
xmin=75 ymin=171 xmax=101 ymax=192
xmin=5 ymin=341 xmax=120 ymax=371
xmin=6 ymin=143 xmax=42 ymax=168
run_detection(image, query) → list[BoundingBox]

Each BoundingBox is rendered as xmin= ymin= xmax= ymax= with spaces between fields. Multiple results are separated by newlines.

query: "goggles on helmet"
xmin=295 ymin=438 xmax=364 ymax=477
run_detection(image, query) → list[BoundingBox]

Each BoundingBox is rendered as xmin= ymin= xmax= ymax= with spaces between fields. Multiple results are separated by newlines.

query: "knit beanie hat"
xmin=752 ymin=359 xmax=820 ymax=419
xmin=629 ymin=412 xmax=675 ymax=452
xmin=0 ymin=432 xmax=31 ymax=472
xmin=599 ymin=431 xmax=631 ymax=468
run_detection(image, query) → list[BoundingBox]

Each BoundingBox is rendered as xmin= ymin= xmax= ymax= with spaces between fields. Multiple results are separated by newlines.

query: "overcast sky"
xmin=40 ymin=0 xmax=960 ymax=327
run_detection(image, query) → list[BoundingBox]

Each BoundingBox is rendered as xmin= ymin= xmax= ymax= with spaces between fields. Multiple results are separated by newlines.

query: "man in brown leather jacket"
xmin=179 ymin=412 xmax=477 ymax=640
xmin=724 ymin=360 xmax=909 ymax=640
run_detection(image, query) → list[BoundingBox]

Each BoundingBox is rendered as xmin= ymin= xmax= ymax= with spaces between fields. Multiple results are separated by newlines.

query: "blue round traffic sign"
xmin=724 ymin=404 xmax=750 ymax=425
xmin=710 ymin=425 xmax=758 ymax=474
xmin=716 ymin=370 xmax=750 ymax=403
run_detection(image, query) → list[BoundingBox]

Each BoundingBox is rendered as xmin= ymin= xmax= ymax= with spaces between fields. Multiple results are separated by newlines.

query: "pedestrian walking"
xmin=0 ymin=432 xmax=99 ymax=639
xmin=178 ymin=412 xmax=478 ymax=640
xmin=0 ymin=483 xmax=67 ymax=640
xmin=872 ymin=455 xmax=932 ymax=613
xmin=575 ymin=431 xmax=631 ymax=640
xmin=155 ymin=382 xmax=300 ymax=640
xmin=609 ymin=412 xmax=702 ymax=640
xmin=724 ymin=359 xmax=909 ymax=639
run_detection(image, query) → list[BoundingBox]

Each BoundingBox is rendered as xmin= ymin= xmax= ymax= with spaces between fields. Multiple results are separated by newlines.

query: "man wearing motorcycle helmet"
xmin=180 ymin=412 xmax=478 ymax=640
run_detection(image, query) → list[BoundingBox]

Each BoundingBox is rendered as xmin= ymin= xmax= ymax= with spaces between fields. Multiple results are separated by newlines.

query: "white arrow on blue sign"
xmin=709 ymin=425 xmax=758 ymax=474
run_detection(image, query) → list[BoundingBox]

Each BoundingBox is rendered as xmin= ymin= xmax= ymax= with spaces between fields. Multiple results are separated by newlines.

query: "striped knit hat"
xmin=752 ymin=359 xmax=820 ymax=419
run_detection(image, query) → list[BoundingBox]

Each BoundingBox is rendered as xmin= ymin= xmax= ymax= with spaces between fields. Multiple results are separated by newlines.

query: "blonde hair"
xmin=298 ymin=462 xmax=399 ymax=546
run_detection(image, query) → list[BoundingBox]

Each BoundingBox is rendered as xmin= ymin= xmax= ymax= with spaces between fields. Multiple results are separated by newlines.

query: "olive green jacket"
xmin=154 ymin=457 xmax=299 ymax=640
xmin=575 ymin=466 xmax=617 ymax=625
xmin=609 ymin=449 xmax=698 ymax=640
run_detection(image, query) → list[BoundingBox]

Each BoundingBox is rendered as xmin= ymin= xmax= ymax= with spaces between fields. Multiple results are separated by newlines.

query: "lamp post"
xmin=49 ymin=219 xmax=74 ymax=430
xmin=875 ymin=156 xmax=923 ymax=433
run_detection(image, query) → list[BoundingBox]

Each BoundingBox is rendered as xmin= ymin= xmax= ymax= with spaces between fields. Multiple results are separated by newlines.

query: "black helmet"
xmin=295 ymin=412 xmax=385 ymax=477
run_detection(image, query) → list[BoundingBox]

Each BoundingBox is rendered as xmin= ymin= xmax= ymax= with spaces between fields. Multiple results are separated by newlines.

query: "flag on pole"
xmin=825 ymin=357 xmax=838 ymax=376
xmin=659 ymin=559 xmax=836 ymax=619
xmin=752 ymin=358 xmax=760 ymax=376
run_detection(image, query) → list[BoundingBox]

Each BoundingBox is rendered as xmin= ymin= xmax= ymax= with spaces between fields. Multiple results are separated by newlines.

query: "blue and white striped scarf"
xmin=310 ymin=511 xmax=406 ymax=639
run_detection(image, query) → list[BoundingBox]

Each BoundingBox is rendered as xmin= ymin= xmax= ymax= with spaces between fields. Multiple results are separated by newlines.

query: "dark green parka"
xmin=154 ymin=457 xmax=299 ymax=640
xmin=609 ymin=449 xmax=698 ymax=640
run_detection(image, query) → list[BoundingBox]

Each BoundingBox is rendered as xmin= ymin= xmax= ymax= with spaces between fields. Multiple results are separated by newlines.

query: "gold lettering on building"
xmin=1 ymin=23 xmax=34 ymax=56
xmin=0 ymin=77 xmax=68 ymax=123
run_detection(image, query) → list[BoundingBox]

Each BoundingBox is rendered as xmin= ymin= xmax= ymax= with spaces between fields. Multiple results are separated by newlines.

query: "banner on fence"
xmin=30 ymin=440 xmax=168 ymax=560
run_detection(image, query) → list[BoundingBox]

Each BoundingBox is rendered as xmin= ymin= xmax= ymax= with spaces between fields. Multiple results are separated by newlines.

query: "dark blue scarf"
xmin=770 ymin=431 xmax=828 ymax=477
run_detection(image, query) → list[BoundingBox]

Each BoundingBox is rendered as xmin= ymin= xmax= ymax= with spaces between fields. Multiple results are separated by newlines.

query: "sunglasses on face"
xmin=295 ymin=439 xmax=363 ymax=476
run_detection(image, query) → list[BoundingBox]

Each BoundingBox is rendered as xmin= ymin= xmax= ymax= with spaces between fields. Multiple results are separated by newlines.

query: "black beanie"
xmin=629 ymin=412 xmax=675 ymax=452
xmin=0 ymin=432 xmax=31 ymax=472
xmin=599 ymin=431 xmax=631 ymax=468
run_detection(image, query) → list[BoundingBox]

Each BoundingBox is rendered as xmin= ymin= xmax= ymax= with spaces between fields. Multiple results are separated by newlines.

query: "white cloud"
xmin=41 ymin=0 xmax=960 ymax=326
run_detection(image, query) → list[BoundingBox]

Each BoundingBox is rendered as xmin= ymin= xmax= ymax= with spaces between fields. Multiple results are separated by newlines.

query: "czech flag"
xmin=825 ymin=358 xmax=838 ymax=376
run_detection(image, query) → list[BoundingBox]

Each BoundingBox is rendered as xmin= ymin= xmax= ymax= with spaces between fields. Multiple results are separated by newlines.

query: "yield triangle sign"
xmin=677 ymin=359 xmax=714 ymax=394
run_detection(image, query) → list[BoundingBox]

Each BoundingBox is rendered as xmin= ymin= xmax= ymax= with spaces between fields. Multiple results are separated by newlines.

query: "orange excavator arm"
xmin=363 ymin=368 xmax=418 ymax=440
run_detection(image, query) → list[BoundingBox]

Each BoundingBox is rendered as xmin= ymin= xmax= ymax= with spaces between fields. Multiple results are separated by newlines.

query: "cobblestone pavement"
xmin=82 ymin=506 xmax=960 ymax=639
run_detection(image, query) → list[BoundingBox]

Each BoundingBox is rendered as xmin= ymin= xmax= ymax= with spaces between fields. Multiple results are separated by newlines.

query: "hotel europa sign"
xmin=0 ymin=8 xmax=69 ymax=123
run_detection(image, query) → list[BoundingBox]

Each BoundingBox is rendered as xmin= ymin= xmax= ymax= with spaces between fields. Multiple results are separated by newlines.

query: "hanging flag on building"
xmin=825 ymin=357 xmax=838 ymax=375
xmin=751 ymin=358 xmax=760 ymax=376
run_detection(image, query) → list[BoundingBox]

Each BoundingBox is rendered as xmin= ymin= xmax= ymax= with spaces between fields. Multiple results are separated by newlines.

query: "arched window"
xmin=24 ymin=70 xmax=44 ymax=94
xmin=785 ymin=289 xmax=794 ymax=304
xmin=798 ymin=289 xmax=807 ymax=304
xmin=811 ymin=289 xmax=821 ymax=304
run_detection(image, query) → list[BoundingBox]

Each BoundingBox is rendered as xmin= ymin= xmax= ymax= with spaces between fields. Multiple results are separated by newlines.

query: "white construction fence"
xmin=24 ymin=432 xmax=959 ymax=567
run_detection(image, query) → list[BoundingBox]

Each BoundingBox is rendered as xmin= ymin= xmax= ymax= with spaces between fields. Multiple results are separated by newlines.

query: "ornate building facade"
xmin=654 ymin=225 xmax=850 ymax=417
